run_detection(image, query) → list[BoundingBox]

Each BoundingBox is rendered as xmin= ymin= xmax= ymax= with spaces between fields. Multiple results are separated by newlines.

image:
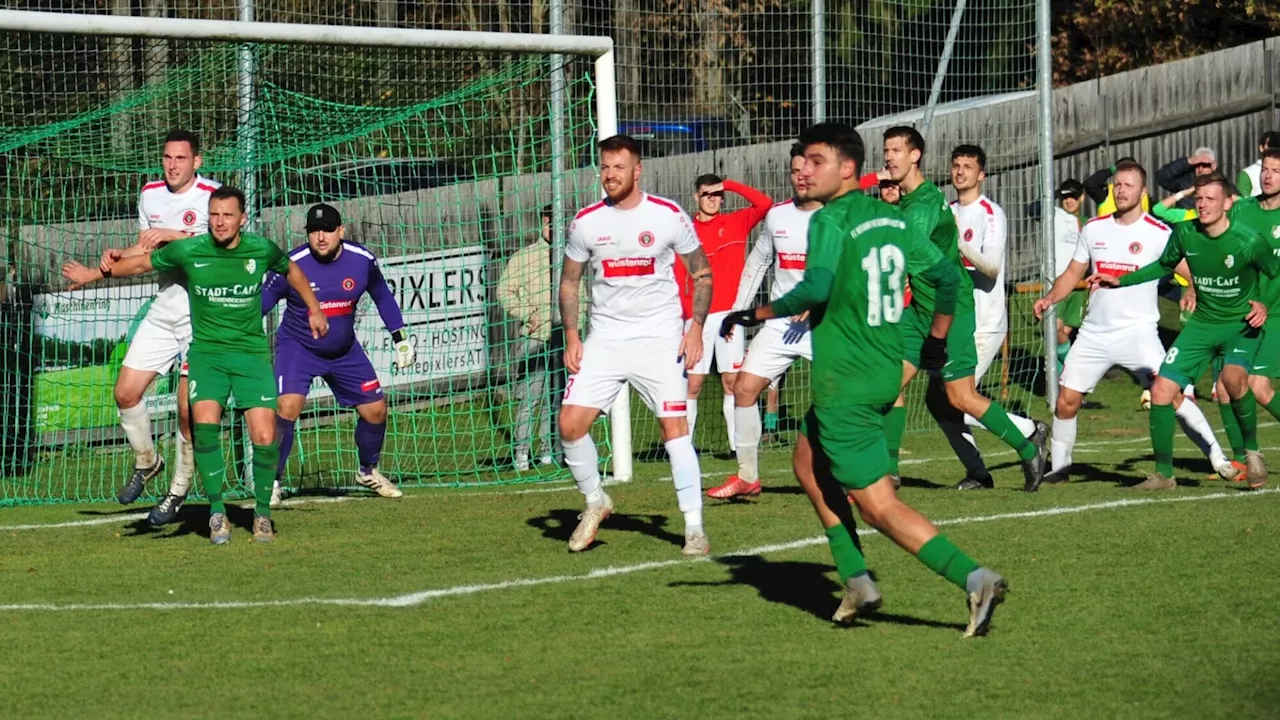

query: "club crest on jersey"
xmin=1272 ymin=225 xmax=1280 ymax=239
xmin=182 ymin=210 xmax=197 ymax=226
xmin=244 ymin=259 xmax=257 ymax=274
xmin=963 ymin=228 xmax=974 ymax=242
xmin=1129 ymin=241 xmax=1142 ymax=255
xmin=1224 ymin=254 xmax=1235 ymax=269
xmin=342 ymin=277 xmax=356 ymax=291
xmin=638 ymin=231 xmax=655 ymax=247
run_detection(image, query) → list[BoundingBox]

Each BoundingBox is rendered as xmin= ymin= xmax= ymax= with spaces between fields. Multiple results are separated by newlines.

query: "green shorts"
xmin=902 ymin=304 xmax=978 ymax=382
xmin=187 ymin=350 xmax=278 ymax=410
xmin=799 ymin=403 xmax=892 ymax=490
xmin=1058 ymin=289 xmax=1086 ymax=329
xmin=1251 ymin=320 xmax=1280 ymax=378
xmin=1159 ymin=320 xmax=1261 ymax=388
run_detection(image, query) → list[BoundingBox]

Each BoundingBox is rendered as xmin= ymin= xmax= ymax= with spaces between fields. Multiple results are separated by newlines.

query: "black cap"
xmin=1056 ymin=179 xmax=1084 ymax=200
xmin=305 ymin=203 xmax=342 ymax=232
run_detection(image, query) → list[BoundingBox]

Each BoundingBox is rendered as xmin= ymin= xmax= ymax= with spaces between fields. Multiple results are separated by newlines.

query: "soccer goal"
xmin=0 ymin=9 xmax=635 ymax=504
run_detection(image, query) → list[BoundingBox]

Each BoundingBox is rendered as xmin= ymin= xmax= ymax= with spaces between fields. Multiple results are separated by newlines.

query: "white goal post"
xmin=0 ymin=9 xmax=637 ymax=483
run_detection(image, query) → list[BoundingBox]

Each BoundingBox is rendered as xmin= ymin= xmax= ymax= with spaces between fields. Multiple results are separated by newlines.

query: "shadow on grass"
xmin=527 ymin=508 xmax=685 ymax=551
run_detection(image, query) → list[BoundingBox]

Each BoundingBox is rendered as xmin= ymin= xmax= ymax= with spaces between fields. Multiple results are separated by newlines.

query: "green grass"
xmin=2 ymin=372 xmax=1279 ymax=719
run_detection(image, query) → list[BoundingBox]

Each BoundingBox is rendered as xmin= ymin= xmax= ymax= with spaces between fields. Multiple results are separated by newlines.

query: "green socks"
xmin=193 ymin=423 xmax=226 ymax=514
xmin=1232 ymin=390 xmax=1260 ymax=452
xmin=885 ymin=406 xmax=906 ymax=474
xmin=252 ymin=442 xmax=280 ymax=517
xmin=1219 ymin=402 xmax=1247 ymax=461
xmin=916 ymin=534 xmax=980 ymax=591
xmin=1149 ymin=403 xmax=1176 ymax=478
xmin=824 ymin=523 xmax=868 ymax=583
xmin=763 ymin=411 xmax=778 ymax=432
xmin=1262 ymin=394 xmax=1280 ymax=424
xmin=979 ymin=402 xmax=1036 ymax=461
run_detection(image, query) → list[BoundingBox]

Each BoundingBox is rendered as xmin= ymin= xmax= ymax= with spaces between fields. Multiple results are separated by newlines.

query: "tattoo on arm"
xmin=682 ymin=247 xmax=713 ymax=325
xmin=559 ymin=258 xmax=585 ymax=335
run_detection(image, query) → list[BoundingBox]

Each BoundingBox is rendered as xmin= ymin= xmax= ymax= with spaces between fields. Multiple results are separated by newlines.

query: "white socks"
xmin=665 ymin=434 xmax=703 ymax=535
xmin=563 ymin=434 xmax=606 ymax=508
xmin=965 ymin=411 xmax=1036 ymax=437
xmin=1175 ymin=396 xmax=1223 ymax=463
xmin=734 ymin=404 xmax=762 ymax=483
xmin=686 ymin=398 xmax=699 ymax=439
xmin=119 ymin=402 xmax=156 ymax=469
xmin=1050 ymin=415 xmax=1076 ymax=472
xmin=723 ymin=394 xmax=736 ymax=451
xmin=168 ymin=429 xmax=194 ymax=497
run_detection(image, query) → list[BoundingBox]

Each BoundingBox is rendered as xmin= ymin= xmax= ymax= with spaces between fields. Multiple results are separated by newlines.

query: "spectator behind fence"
xmin=1236 ymin=130 xmax=1280 ymax=198
xmin=496 ymin=205 xmax=567 ymax=471
xmin=1156 ymin=146 xmax=1236 ymax=208
xmin=1082 ymin=158 xmax=1149 ymax=217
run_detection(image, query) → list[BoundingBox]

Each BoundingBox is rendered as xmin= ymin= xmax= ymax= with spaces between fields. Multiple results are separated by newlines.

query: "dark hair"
xmin=797 ymin=122 xmax=865 ymax=174
xmin=789 ymin=142 xmax=805 ymax=159
xmin=1261 ymin=148 xmax=1280 ymax=164
xmin=598 ymin=134 xmax=642 ymax=160
xmin=1260 ymin=131 xmax=1280 ymax=150
xmin=163 ymin=128 xmax=200 ymax=156
xmin=694 ymin=173 xmax=723 ymax=189
xmin=951 ymin=143 xmax=986 ymax=170
xmin=209 ymin=185 xmax=246 ymax=212
xmin=1113 ymin=159 xmax=1147 ymax=185
xmin=540 ymin=204 xmax=553 ymax=221
xmin=1057 ymin=179 xmax=1085 ymax=200
xmin=1194 ymin=172 xmax=1232 ymax=194
xmin=884 ymin=125 xmax=925 ymax=157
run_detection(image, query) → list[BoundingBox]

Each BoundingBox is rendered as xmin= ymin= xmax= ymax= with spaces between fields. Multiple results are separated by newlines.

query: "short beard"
xmin=211 ymin=232 xmax=236 ymax=248
xmin=312 ymin=245 xmax=341 ymax=263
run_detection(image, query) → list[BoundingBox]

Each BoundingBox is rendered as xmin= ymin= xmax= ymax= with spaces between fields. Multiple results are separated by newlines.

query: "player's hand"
xmin=563 ymin=334 xmax=584 ymax=374
xmin=394 ymin=336 xmax=416 ymax=369
xmin=1085 ymin=273 xmax=1120 ymax=290
xmin=790 ymin=310 xmax=810 ymax=324
xmin=1246 ymin=300 xmax=1268 ymax=328
xmin=61 ymin=261 xmax=99 ymax=290
xmin=920 ymin=334 xmax=948 ymax=371
xmin=680 ymin=322 xmax=705 ymax=371
xmin=308 ymin=308 xmax=329 ymax=339
xmin=138 ymin=228 xmax=182 ymax=251
xmin=1189 ymin=153 xmax=1214 ymax=167
xmin=699 ymin=182 xmax=725 ymax=196
xmin=1032 ymin=296 xmax=1053 ymax=321
xmin=719 ymin=309 xmax=761 ymax=340
xmin=1181 ymin=287 xmax=1197 ymax=313
xmin=98 ymin=248 xmax=124 ymax=274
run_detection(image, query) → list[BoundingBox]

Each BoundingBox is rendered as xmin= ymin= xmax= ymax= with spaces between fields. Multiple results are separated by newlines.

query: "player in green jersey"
xmin=880 ymin=126 xmax=1047 ymax=492
xmin=1091 ymin=174 xmax=1277 ymax=490
xmin=63 ymin=186 xmax=329 ymax=542
xmin=1208 ymin=148 xmax=1280 ymax=486
xmin=722 ymin=123 xmax=1007 ymax=637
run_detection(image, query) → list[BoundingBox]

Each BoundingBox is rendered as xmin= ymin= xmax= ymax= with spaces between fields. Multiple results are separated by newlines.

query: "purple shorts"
xmin=275 ymin=339 xmax=384 ymax=408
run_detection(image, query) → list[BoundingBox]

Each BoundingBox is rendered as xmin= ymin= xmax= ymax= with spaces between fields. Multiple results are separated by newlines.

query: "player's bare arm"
xmin=285 ymin=260 xmax=329 ymax=339
xmin=137 ymin=227 xmax=189 ymax=251
xmin=558 ymin=257 xmax=586 ymax=373
xmin=679 ymin=246 xmax=713 ymax=369
xmin=1034 ymin=259 xmax=1091 ymax=319
xmin=63 ymin=252 xmax=155 ymax=290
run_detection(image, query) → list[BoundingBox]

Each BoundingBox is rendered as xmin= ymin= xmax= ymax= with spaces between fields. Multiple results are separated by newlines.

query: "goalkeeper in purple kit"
xmin=262 ymin=204 xmax=415 ymax=501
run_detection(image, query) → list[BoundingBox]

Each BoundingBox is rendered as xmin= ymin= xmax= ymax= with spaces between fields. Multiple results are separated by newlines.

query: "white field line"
xmin=0 ymin=488 xmax=1274 ymax=613
xmin=0 ymin=495 xmax=361 ymax=532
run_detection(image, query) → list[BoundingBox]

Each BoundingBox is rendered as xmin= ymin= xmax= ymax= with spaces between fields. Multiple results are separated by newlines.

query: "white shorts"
xmin=1060 ymin=324 xmax=1163 ymax=394
xmin=741 ymin=321 xmax=812 ymax=383
xmin=686 ymin=310 xmax=745 ymax=375
xmin=122 ymin=285 xmax=192 ymax=376
xmin=974 ymin=331 xmax=1006 ymax=383
xmin=564 ymin=336 xmax=689 ymax=418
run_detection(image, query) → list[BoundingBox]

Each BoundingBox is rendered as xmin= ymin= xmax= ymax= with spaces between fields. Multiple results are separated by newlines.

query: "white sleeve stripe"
xmin=343 ymin=243 xmax=376 ymax=260
xmin=290 ymin=247 xmax=312 ymax=261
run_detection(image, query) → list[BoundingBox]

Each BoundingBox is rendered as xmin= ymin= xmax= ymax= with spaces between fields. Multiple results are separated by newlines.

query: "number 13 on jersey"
xmin=862 ymin=245 xmax=906 ymax=326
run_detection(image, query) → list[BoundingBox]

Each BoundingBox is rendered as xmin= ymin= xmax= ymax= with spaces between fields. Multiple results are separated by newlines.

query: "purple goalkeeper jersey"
xmin=262 ymin=241 xmax=406 ymax=358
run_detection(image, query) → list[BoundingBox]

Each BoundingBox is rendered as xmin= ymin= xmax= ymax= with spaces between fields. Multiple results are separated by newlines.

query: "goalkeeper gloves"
xmin=720 ymin=309 xmax=762 ymax=339
xmin=391 ymin=329 xmax=415 ymax=369
xmin=920 ymin=334 xmax=948 ymax=372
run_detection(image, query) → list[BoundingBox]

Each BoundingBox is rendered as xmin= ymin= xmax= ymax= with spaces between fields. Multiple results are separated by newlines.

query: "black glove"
xmin=920 ymin=334 xmax=948 ymax=371
xmin=720 ymin=309 xmax=762 ymax=339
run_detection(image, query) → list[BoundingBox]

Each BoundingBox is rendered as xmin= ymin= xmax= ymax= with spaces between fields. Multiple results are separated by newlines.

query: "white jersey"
xmin=137 ymin=175 xmax=221 ymax=299
xmin=951 ymin=195 xmax=1008 ymax=334
xmin=566 ymin=193 xmax=699 ymax=341
xmin=1071 ymin=213 xmax=1171 ymax=333
xmin=733 ymin=199 xmax=817 ymax=328
xmin=1053 ymin=206 xmax=1082 ymax=276
xmin=1242 ymin=160 xmax=1263 ymax=197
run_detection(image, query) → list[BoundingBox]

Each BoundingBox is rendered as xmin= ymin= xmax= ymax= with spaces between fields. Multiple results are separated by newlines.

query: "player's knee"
xmin=853 ymin=492 xmax=893 ymax=530
xmin=1248 ymin=375 xmax=1273 ymax=403
xmin=362 ymin=401 xmax=388 ymax=424
xmin=1221 ymin=367 xmax=1249 ymax=399
xmin=721 ymin=373 xmax=737 ymax=395
xmin=249 ymin=425 xmax=275 ymax=446
xmin=943 ymin=382 xmax=979 ymax=414
xmin=1055 ymin=391 xmax=1081 ymax=420
xmin=558 ymin=413 xmax=589 ymax=442
xmin=113 ymin=384 xmax=143 ymax=409
xmin=1151 ymin=377 xmax=1180 ymax=404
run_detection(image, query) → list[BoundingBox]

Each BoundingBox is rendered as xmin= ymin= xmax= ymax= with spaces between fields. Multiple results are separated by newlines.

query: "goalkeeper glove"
xmin=391 ymin=329 xmax=415 ymax=369
xmin=719 ymin=309 xmax=762 ymax=339
xmin=920 ymin=334 xmax=948 ymax=372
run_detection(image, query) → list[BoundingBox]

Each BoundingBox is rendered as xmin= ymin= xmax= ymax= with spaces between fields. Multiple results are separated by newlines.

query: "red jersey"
xmin=675 ymin=179 xmax=773 ymax=318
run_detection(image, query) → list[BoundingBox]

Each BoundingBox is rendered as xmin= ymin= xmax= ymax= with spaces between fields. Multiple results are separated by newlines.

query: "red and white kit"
xmin=952 ymin=194 xmax=1008 ymax=381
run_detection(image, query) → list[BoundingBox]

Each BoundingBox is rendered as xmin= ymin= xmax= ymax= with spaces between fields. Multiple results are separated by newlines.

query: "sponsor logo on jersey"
xmin=182 ymin=210 xmax=197 ymax=226
xmin=244 ymin=259 xmax=257 ymax=274
xmin=601 ymin=257 xmax=656 ymax=277
xmin=963 ymin=228 xmax=974 ymax=242
xmin=596 ymin=235 xmax=613 ymax=245
xmin=638 ymin=231 xmax=655 ymax=247
xmin=1224 ymin=254 xmax=1235 ymax=269
xmin=342 ymin=277 xmax=356 ymax=291
xmin=193 ymin=282 xmax=262 ymax=299
xmin=320 ymin=299 xmax=355 ymax=317
xmin=1129 ymin=242 xmax=1142 ymax=254
xmin=662 ymin=400 xmax=687 ymax=412
xmin=777 ymin=252 xmax=807 ymax=270
xmin=361 ymin=379 xmax=381 ymax=392
xmin=1095 ymin=260 xmax=1138 ymax=277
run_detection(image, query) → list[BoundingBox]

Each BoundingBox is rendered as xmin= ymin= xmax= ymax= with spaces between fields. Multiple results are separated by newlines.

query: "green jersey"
xmin=1231 ymin=197 xmax=1280 ymax=313
xmin=897 ymin=179 xmax=974 ymax=312
xmin=771 ymin=190 xmax=959 ymax=407
xmin=1119 ymin=219 xmax=1280 ymax=324
xmin=150 ymin=232 xmax=290 ymax=356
